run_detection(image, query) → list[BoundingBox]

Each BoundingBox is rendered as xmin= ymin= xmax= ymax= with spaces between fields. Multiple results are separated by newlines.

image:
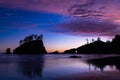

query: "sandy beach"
xmin=53 ymin=71 xmax=120 ymax=80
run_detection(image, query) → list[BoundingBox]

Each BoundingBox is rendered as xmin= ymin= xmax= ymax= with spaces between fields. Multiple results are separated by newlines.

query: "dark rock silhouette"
xmin=69 ymin=55 xmax=81 ymax=58
xmin=13 ymin=34 xmax=47 ymax=54
xmin=77 ymin=34 xmax=120 ymax=54
xmin=49 ymin=51 xmax=59 ymax=54
xmin=63 ymin=34 xmax=120 ymax=54
xmin=87 ymin=56 xmax=120 ymax=71
xmin=77 ymin=39 xmax=108 ymax=54
xmin=64 ymin=48 xmax=76 ymax=54
xmin=6 ymin=48 xmax=11 ymax=54
xmin=110 ymin=34 xmax=120 ymax=53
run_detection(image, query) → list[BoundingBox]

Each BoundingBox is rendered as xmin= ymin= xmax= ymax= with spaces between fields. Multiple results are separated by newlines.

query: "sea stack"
xmin=6 ymin=48 xmax=11 ymax=54
xmin=13 ymin=34 xmax=47 ymax=54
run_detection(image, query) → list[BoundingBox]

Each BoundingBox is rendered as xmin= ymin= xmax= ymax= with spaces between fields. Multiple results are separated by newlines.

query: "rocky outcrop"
xmin=13 ymin=40 xmax=47 ymax=54
xmin=64 ymin=48 xmax=76 ymax=54
xmin=6 ymin=48 xmax=11 ymax=54
xmin=64 ymin=34 xmax=120 ymax=54
xmin=77 ymin=34 xmax=120 ymax=54
xmin=49 ymin=51 xmax=59 ymax=54
xmin=77 ymin=40 xmax=108 ymax=54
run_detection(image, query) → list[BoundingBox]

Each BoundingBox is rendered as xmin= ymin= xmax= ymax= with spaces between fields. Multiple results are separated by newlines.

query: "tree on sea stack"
xmin=19 ymin=34 xmax=43 ymax=45
xmin=14 ymin=34 xmax=47 ymax=54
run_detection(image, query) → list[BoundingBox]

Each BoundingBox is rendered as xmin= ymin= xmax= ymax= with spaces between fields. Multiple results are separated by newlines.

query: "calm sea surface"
xmin=0 ymin=54 xmax=118 ymax=80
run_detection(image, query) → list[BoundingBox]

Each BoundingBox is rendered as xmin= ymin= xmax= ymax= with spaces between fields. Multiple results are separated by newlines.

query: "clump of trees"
xmin=19 ymin=34 xmax=43 ymax=45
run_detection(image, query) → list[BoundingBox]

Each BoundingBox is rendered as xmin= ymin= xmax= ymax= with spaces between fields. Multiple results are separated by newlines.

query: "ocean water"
xmin=0 ymin=54 xmax=118 ymax=80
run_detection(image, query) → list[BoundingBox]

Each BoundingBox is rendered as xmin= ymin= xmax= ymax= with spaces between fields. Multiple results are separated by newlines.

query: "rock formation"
xmin=13 ymin=34 xmax=47 ymax=54
xmin=77 ymin=34 xmax=120 ymax=54
xmin=64 ymin=34 xmax=120 ymax=54
xmin=64 ymin=48 xmax=76 ymax=54
xmin=6 ymin=48 xmax=11 ymax=54
xmin=77 ymin=40 xmax=107 ymax=54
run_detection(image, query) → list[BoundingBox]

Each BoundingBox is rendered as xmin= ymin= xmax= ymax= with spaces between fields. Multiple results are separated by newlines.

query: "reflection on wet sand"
xmin=87 ymin=56 xmax=120 ymax=71
xmin=0 ymin=54 xmax=120 ymax=80
xmin=18 ymin=55 xmax=44 ymax=78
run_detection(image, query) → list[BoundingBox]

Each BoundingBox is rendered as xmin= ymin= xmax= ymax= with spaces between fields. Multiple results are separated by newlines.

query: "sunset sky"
xmin=0 ymin=0 xmax=120 ymax=53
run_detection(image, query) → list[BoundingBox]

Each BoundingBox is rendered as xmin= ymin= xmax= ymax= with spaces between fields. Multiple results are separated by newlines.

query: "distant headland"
xmin=64 ymin=34 xmax=120 ymax=54
xmin=13 ymin=34 xmax=47 ymax=54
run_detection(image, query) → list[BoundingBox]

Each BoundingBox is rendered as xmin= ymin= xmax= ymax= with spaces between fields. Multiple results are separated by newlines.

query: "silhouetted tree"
xmin=97 ymin=37 xmax=101 ymax=41
xmin=92 ymin=39 xmax=94 ymax=42
xmin=86 ymin=38 xmax=89 ymax=44
xmin=19 ymin=34 xmax=43 ymax=45
xmin=112 ymin=34 xmax=120 ymax=43
xmin=36 ymin=34 xmax=43 ymax=40
xmin=40 ymin=34 xmax=43 ymax=39
xmin=28 ymin=35 xmax=33 ymax=41
xmin=115 ymin=34 xmax=120 ymax=39
xmin=106 ymin=40 xmax=110 ymax=43
xmin=34 ymin=34 xmax=37 ymax=40
xmin=19 ymin=40 xmax=23 ymax=45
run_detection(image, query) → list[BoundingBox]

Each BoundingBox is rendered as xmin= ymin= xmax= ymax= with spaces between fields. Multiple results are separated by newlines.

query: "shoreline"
xmin=53 ymin=71 xmax=120 ymax=80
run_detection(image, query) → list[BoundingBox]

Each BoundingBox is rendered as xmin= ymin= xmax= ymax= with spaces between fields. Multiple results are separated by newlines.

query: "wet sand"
xmin=53 ymin=71 xmax=120 ymax=80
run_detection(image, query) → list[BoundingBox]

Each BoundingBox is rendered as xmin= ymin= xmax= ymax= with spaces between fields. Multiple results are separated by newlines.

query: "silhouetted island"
xmin=69 ymin=55 xmax=81 ymax=58
xmin=64 ymin=48 xmax=76 ymax=54
xmin=64 ymin=34 xmax=120 ymax=54
xmin=5 ymin=48 xmax=11 ymax=54
xmin=49 ymin=51 xmax=59 ymax=54
xmin=77 ymin=37 xmax=107 ymax=54
xmin=13 ymin=34 xmax=47 ymax=54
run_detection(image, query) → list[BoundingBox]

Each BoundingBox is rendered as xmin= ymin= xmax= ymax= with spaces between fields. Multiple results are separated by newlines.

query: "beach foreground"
xmin=53 ymin=71 xmax=120 ymax=80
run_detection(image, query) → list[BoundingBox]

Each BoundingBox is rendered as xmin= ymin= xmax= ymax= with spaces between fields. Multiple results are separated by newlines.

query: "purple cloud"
xmin=1 ymin=0 xmax=120 ymax=37
xmin=0 ymin=0 xmax=120 ymax=16
xmin=54 ymin=19 xmax=120 ymax=37
xmin=68 ymin=0 xmax=106 ymax=18
xmin=49 ymin=0 xmax=120 ymax=37
xmin=0 ymin=0 xmax=78 ymax=14
xmin=68 ymin=0 xmax=120 ymax=23
xmin=0 ymin=0 xmax=120 ymax=21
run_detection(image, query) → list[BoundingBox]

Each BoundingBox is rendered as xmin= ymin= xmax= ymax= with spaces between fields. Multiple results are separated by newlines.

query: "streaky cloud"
xmin=54 ymin=19 xmax=120 ymax=37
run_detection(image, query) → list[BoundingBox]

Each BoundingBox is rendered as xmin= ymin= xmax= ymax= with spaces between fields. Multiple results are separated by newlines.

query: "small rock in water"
xmin=69 ymin=55 xmax=81 ymax=58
